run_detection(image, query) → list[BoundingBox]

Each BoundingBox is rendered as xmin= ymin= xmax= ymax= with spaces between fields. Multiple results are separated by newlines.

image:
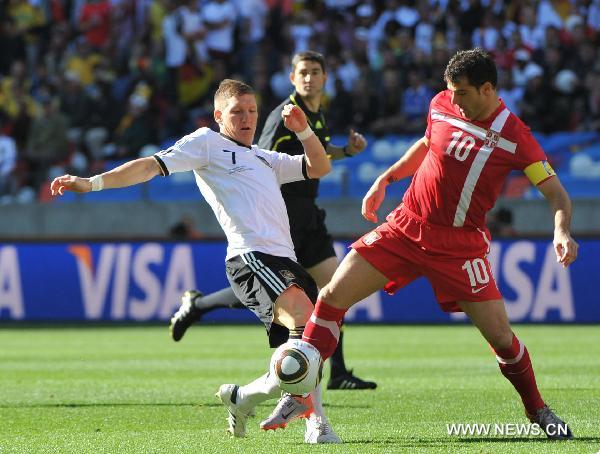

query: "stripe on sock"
xmin=493 ymin=335 xmax=545 ymax=414
xmin=309 ymin=314 xmax=340 ymax=342
xmin=495 ymin=338 xmax=525 ymax=365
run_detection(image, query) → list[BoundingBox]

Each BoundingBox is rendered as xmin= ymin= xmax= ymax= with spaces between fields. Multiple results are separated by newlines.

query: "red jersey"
xmin=401 ymin=90 xmax=547 ymax=229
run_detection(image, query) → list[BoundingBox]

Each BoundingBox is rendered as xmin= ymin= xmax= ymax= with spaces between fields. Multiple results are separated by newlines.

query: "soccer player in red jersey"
xmin=297 ymin=48 xmax=577 ymax=439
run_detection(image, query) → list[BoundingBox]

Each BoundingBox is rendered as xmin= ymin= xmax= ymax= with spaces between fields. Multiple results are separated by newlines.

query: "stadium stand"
xmin=0 ymin=0 xmax=599 ymax=207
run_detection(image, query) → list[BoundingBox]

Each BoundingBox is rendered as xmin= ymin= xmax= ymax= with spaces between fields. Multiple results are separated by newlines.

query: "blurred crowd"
xmin=0 ymin=0 xmax=599 ymax=202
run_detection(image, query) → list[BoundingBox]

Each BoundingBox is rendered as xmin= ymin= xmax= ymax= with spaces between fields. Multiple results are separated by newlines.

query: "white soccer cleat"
xmin=259 ymin=393 xmax=313 ymax=430
xmin=304 ymin=415 xmax=342 ymax=444
xmin=216 ymin=384 xmax=253 ymax=438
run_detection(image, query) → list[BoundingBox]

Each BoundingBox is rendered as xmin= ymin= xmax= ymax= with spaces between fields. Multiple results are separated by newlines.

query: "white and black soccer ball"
xmin=269 ymin=339 xmax=323 ymax=395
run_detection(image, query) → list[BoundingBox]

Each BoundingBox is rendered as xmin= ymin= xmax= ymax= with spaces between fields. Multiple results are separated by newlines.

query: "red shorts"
xmin=351 ymin=205 xmax=502 ymax=312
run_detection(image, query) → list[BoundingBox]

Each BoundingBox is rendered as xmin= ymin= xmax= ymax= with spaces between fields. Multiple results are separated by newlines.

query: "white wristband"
xmin=90 ymin=175 xmax=104 ymax=191
xmin=295 ymin=126 xmax=314 ymax=141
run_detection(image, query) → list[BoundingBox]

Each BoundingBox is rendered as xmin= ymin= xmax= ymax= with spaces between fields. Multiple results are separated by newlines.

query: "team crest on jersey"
xmin=363 ymin=230 xmax=381 ymax=246
xmin=484 ymin=129 xmax=500 ymax=148
xmin=279 ymin=270 xmax=295 ymax=280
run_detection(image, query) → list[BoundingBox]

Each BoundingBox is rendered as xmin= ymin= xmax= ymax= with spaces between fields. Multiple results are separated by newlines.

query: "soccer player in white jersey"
xmin=170 ymin=50 xmax=376 ymax=393
xmin=50 ymin=79 xmax=341 ymax=443
xmin=293 ymin=49 xmax=578 ymax=440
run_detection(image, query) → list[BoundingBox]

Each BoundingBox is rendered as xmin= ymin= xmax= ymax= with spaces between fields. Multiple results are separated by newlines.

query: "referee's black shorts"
xmin=226 ymin=251 xmax=318 ymax=347
xmin=285 ymin=197 xmax=336 ymax=269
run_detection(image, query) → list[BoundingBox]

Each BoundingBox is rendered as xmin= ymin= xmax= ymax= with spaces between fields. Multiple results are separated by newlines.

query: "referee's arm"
xmin=326 ymin=144 xmax=348 ymax=160
xmin=326 ymin=129 xmax=368 ymax=160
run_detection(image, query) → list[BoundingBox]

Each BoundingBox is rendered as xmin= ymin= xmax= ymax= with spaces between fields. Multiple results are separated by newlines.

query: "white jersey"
xmin=154 ymin=128 xmax=308 ymax=261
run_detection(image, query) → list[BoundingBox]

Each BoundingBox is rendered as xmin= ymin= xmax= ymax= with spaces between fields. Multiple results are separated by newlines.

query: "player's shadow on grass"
xmin=1 ymin=402 xmax=372 ymax=410
xmin=255 ymin=402 xmax=371 ymax=410
xmin=203 ymin=402 xmax=371 ymax=410
xmin=343 ymin=436 xmax=600 ymax=446
xmin=2 ymin=403 xmax=201 ymax=408
xmin=459 ymin=436 xmax=600 ymax=443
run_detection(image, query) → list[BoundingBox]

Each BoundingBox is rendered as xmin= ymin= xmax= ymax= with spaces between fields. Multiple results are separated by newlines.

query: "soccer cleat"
xmin=169 ymin=290 xmax=203 ymax=341
xmin=327 ymin=369 xmax=377 ymax=390
xmin=527 ymin=405 xmax=574 ymax=440
xmin=260 ymin=393 xmax=313 ymax=430
xmin=216 ymin=384 xmax=252 ymax=438
xmin=304 ymin=415 xmax=342 ymax=444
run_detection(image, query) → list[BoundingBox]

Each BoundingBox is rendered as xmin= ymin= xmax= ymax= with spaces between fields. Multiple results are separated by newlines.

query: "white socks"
xmin=309 ymin=383 xmax=326 ymax=420
xmin=236 ymin=372 xmax=329 ymax=422
xmin=236 ymin=372 xmax=281 ymax=411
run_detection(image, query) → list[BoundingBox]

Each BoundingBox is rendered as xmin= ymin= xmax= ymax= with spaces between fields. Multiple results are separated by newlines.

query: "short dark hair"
xmin=214 ymin=79 xmax=255 ymax=110
xmin=291 ymin=51 xmax=326 ymax=73
xmin=444 ymin=48 xmax=497 ymax=89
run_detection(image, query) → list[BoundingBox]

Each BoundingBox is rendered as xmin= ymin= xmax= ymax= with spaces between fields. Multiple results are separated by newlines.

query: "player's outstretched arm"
xmin=537 ymin=176 xmax=579 ymax=267
xmin=281 ymin=104 xmax=331 ymax=178
xmin=361 ymin=136 xmax=429 ymax=223
xmin=50 ymin=157 xmax=162 ymax=196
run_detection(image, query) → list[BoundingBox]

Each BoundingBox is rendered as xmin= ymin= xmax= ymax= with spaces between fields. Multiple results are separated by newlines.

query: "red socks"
xmin=305 ymin=304 xmax=544 ymax=415
xmin=494 ymin=335 xmax=545 ymax=415
xmin=302 ymin=299 xmax=346 ymax=360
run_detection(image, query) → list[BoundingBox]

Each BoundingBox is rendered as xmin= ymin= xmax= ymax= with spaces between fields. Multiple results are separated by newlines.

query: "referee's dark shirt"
xmin=258 ymin=92 xmax=330 ymax=199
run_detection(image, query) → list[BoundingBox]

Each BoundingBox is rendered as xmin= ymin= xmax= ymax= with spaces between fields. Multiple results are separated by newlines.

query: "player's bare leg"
xmin=458 ymin=299 xmax=513 ymax=349
xmin=302 ymin=251 xmax=388 ymax=359
xmin=305 ymin=256 xmax=338 ymax=289
xmin=271 ymin=285 xmax=313 ymax=330
xmin=306 ymin=256 xmax=376 ymax=390
xmin=320 ymin=250 xmax=389 ymax=310
xmin=459 ymin=299 xmax=573 ymax=439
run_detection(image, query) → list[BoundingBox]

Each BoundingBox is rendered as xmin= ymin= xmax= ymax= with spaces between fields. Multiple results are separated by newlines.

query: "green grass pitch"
xmin=1 ymin=325 xmax=599 ymax=453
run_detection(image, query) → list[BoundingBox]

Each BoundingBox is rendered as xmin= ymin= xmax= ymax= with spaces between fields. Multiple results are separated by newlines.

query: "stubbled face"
xmin=447 ymin=78 xmax=490 ymax=121
xmin=290 ymin=59 xmax=327 ymax=99
xmin=214 ymin=94 xmax=258 ymax=146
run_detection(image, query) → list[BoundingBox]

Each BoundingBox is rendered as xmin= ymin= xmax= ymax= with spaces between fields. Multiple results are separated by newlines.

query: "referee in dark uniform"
xmin=170 ymin=51 xmax=376 ymax=390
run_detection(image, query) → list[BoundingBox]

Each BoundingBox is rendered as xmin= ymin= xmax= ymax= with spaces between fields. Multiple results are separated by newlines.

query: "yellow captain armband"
xmin=524 ymin=160 xmax=556 ymax=186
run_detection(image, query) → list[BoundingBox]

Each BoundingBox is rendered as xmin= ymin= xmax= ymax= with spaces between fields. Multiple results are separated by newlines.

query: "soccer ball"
xmin=270 ymin=339 xmax=323 ymax=395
